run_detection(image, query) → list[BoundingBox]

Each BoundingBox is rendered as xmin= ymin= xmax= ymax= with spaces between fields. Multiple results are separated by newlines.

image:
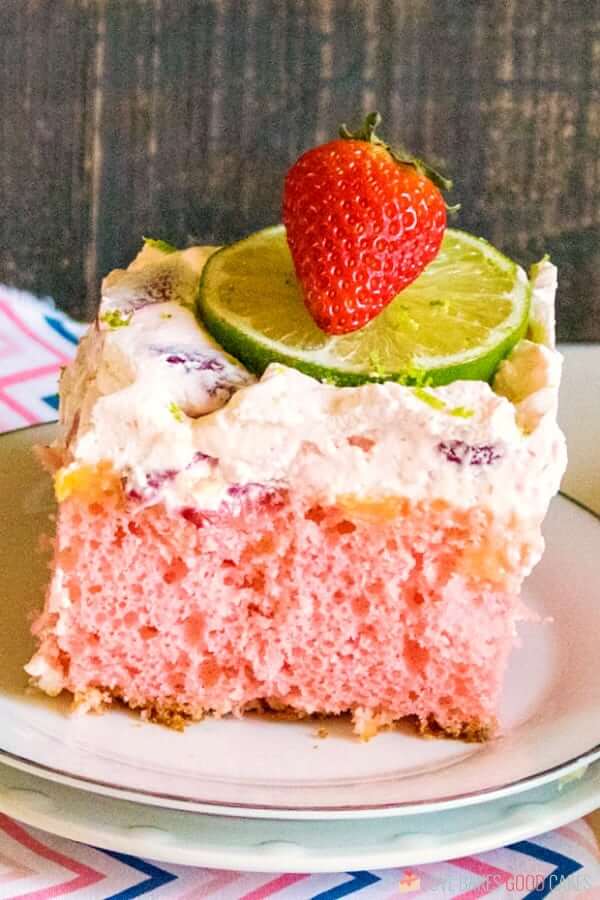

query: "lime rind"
xmin=197 ymin=226 xmax=531 ymax=388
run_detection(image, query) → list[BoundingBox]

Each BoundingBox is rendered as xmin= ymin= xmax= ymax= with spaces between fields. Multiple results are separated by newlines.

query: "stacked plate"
xmin=1 ymin=425 xmax=599 ymax=872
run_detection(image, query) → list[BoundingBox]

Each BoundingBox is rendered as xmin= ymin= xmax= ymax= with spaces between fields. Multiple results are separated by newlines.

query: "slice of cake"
xmin=26 ymin=241 xmax=565 ymax=739
xmin=26 ymin=117 xmax=567 ymax=740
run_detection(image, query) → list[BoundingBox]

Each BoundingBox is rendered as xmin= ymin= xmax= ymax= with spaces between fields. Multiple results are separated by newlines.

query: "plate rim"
xmin=0 ymin=757 xmax=599 ymax=871
xmin=1 ymin=423 xmax=599 ymax=820
xmin=1 ymin=740 xmax=600 ymax=820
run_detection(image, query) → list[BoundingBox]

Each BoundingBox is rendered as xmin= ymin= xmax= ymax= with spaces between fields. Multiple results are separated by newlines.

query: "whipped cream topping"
xmin=57 ymin=244 xmax=566 ymax=523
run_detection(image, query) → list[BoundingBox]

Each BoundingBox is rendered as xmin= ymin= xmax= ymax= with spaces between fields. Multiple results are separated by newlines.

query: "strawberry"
xmin=282 ymin=112 xmax=454 ymax=335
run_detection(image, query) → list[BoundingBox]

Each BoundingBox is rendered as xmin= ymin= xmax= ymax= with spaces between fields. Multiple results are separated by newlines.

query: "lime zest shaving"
xmin=168 ymin=402 xmax=185 ymax=423
xmin=413 ymin=388 xmax=446 ymax=411
xmin=529 ymin=253 xmax=551 ymax=282
xmin=367 ymin=353 xmax=432 ymax=385
xmin=396 ymin=366 xmax=431 ymax=387
xmin=413 ymin=391 xmax=474 ymax=419
xmin=100 ymin=309 xmax=132 ymax=329
xmin=143 ymin=236 xmax=178 ymax=254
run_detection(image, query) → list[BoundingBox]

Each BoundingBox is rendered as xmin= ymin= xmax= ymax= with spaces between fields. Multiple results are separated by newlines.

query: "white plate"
xmin=1 ymin=425 xmax=599 ymax=819
xmin=1 ymin=757 xmax=599 ymax=872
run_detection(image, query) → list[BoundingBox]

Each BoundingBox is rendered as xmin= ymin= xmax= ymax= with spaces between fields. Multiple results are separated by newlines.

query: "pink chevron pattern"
xmin=0 ymin=846 xmax=32 ymax=886
xmin=0 ymin=283 xmax=598 ymax=897
xmin=179 ymin=870 xmax=245 ymax=898
xmin=238 ymin=874 xmax=310 ymax=899
xmin=450 ymin=856 xmax=511 ymax=898
xmin=0 ymin=289 xmax=84 ymax=429
xmin=0 ymin=814 xmax=104 ymax=897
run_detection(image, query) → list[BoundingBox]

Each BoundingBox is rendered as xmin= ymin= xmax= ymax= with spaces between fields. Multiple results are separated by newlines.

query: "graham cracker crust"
xmin=70 ymin=688 xmax=494 ymax=742
xmin=416 ymin=713 xmax=493 ymax=743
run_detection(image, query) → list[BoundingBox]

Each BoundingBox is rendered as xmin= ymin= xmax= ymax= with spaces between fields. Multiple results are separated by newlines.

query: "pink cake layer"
xmin=30 ymin=487 xmax=539 ymax=740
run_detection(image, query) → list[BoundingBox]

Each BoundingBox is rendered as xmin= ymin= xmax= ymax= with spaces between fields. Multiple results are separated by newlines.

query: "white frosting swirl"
xmin=57 ymin=244 xmax=566 ymax=523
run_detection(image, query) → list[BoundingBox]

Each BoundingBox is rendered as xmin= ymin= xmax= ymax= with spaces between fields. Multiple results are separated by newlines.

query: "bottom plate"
xmin=0 ymin=759 xmax=599 ymax=872
xmin=1 ymin=425 xmax=600 ymax=818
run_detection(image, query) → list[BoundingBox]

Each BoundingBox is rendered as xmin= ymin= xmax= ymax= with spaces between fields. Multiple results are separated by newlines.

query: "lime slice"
xmin=197 ymin=225 xmax=531 ymax=387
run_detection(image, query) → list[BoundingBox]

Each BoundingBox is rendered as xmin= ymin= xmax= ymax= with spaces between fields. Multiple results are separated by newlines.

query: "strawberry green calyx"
xmin=339 ymin=111 xmax=455 ymax=197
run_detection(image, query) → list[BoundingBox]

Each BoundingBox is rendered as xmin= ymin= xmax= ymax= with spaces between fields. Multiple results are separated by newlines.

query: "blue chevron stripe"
xmin=43 ymin=393 xmax=59 ymax=410
xmin=310 ymin=870 xmax=381 ymax=899
xmin=45 ymin=314 xmax=80 ymax=345
xmin=508 ymin=839 xmax=582 ymax=898
xmin=98 ymin=849 xmax=177 ymax=898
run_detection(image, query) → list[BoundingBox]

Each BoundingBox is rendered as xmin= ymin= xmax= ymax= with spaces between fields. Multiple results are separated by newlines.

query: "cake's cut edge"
xmin=26 ymin=487 xmax=531 ymax=745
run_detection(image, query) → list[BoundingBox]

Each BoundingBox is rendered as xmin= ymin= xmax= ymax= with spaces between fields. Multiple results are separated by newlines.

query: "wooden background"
xmin=0 ymin=0 xmax=599 ymax=339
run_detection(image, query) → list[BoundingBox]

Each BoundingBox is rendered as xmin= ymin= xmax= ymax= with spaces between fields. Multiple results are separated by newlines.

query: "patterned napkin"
xmin=0 ymin=283 xmax=598 ymax=899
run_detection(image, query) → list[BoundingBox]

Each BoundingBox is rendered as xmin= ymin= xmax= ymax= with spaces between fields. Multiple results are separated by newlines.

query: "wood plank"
xmin=0 ymin=0 xmax=100 ymax=319
xmin=0 ymin=0 xmax=598 ymax=339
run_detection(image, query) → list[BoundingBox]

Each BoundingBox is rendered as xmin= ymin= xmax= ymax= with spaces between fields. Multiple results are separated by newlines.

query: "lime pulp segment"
xmin=196 ymin=225 xmax=531 ymax=387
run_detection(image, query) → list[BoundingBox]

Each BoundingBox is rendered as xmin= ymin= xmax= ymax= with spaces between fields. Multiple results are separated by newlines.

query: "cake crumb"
xmin=73 ymin=688 xmax=111 ymax=714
